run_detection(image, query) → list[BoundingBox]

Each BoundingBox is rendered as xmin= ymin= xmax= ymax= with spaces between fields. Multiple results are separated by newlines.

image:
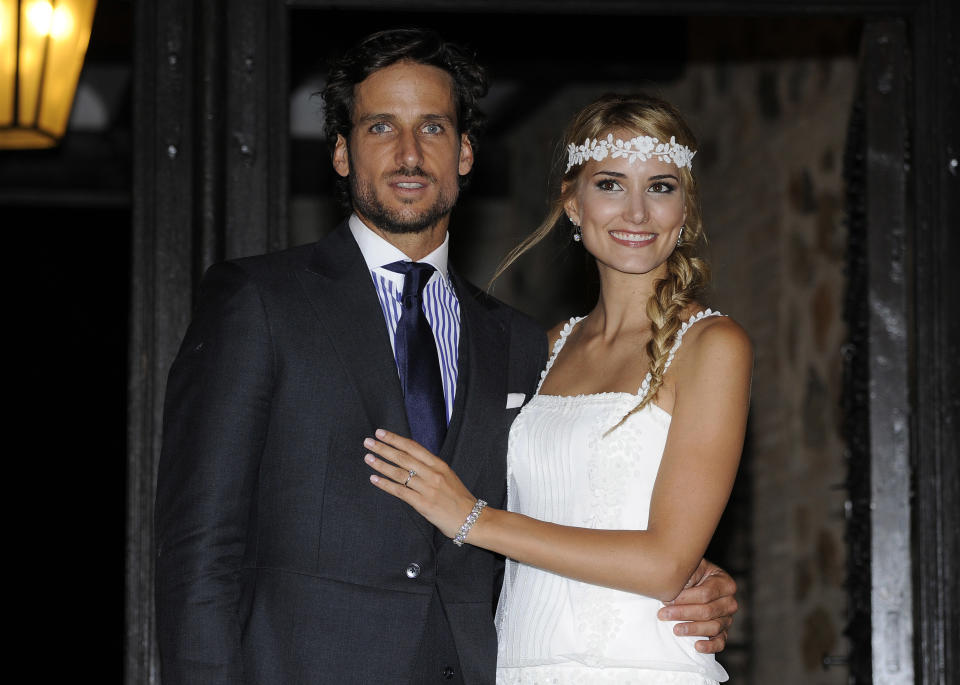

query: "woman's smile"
xmin=608 ymin=230 xmax=657 ymax=246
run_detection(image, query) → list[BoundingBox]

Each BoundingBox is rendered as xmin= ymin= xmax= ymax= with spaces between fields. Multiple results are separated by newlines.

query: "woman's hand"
xmin=364 ymin=429 xmax=479 ymax=540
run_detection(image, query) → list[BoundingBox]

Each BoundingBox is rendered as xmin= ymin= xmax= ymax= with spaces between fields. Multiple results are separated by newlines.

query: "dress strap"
xmin=535 ymin=316 xmax=586 ymax=395
xmin=636 ymin=308 xmax=725 ymax=400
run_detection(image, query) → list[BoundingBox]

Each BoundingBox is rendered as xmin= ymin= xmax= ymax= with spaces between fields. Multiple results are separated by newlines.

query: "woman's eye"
xmin=596 ymin=179 xmax=621 ymax=192
xmin=649 ymin=181 xmax=676 ymax=194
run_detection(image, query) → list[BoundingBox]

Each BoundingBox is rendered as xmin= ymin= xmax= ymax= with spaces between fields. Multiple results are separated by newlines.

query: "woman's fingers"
xmin=374 ymin=429 xmax=441 ymax=466
xmin=364 ymin=452 xmax=419 ymax=489
xmin=363 ymin=436 xmax=416 ymax=468
xmin=364 ymin=431 xmax=452 ymax=488
xmin=363 ymin=432 xmax=443 ymax=492
xmin=362 ymin=431 xmax=480 ymax=540
xmin=368 ymin=466 xmax=420 ymax=503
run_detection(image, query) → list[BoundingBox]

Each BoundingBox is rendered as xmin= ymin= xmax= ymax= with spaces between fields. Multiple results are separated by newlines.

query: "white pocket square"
xmin=506 ymin=393 xmax=526 ymax=409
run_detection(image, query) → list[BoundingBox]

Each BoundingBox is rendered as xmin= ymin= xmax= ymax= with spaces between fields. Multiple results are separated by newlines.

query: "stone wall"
xmin=669 ymin=53 xmax=855 ymax=684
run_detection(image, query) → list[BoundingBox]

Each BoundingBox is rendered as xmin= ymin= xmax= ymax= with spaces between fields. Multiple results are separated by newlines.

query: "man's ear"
xmin=458 ymin=133 xmax=474 ymax=176
xmin=333 ymin=134 xmax=350 ymax=178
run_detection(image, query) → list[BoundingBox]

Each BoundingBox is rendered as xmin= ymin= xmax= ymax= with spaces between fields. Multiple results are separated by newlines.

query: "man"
xmin=155 ymin=28 xmax=737 ymax=685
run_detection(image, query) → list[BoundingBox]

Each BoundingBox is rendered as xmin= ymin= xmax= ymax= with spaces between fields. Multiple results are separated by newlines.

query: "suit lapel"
xmin=297 ymin=222 xmax=411 ymax=440
xmin=442 ymin=270 xmax=509 ymax=495
xmin=297 ymin=221 xmax=438 ymax=544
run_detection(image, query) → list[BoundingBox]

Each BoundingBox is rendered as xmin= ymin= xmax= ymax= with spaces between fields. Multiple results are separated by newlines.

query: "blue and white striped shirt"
xmin=349 ymin=215 xmax=461 ymax=422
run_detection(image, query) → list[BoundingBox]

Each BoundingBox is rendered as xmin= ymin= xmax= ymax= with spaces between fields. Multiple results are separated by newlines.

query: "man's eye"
xmin=370 ymin=122 xmax=391 ymax=134
xmin=423 ymin=123 xmax=443 ymax=134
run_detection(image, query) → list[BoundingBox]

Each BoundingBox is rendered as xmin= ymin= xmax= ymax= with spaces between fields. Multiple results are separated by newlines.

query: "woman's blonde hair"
xmin=491 ymin=93 xmax=711 ymax=420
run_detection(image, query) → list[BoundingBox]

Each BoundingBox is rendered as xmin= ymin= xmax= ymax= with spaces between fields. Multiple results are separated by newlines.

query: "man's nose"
xmin=396 ymin=129 xmax=423 ymax=169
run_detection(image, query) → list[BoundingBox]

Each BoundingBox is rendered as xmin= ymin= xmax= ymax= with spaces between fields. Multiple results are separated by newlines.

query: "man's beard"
xmin=349 ymin=166 xmax=458 ymax=235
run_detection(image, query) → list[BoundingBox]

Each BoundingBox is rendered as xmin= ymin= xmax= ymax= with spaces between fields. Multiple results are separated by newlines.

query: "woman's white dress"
xmin=495 ymin=310 xmax=729 ymax=685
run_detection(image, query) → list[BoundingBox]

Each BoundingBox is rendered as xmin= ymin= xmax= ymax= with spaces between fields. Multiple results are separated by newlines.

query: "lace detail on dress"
xmin=535 ymin=316 xmax=585 ymax=395
xmin=576 ymin=583 xmax=625 ymax=662
xmin=587 ymin=397 xmax=668 ymax=529
xmin=636 ymin=308 xmax=725 ymax=402
xmin=497 ymin=665 xmax=719 ymax=685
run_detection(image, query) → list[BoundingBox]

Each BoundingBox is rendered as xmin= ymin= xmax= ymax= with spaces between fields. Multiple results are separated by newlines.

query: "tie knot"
xmin=384 ymin=261 xmax=436 ymax=301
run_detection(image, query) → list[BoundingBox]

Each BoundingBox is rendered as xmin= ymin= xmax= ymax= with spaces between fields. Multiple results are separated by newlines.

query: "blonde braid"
xmin=605 ymin=246 xmax=710 ymax=435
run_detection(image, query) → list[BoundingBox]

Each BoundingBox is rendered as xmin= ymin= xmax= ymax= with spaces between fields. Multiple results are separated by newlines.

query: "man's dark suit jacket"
xmin=155 ymin=221 xmax=547 ymax=684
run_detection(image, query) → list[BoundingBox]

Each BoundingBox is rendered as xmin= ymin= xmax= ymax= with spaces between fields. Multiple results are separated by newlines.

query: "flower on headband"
xmin=566 ymin=133 xmax=696 ymax=173
xmin=588 ymin=137 xmax=608 ymax=163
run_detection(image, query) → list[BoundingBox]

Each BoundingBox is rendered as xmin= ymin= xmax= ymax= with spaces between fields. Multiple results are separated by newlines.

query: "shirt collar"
xmin=349 ymin=213 xmax=450 ymax=280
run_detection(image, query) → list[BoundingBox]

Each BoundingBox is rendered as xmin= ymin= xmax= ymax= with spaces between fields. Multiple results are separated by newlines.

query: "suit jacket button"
xmin=405 ymin=563 xmax=421 ymax=579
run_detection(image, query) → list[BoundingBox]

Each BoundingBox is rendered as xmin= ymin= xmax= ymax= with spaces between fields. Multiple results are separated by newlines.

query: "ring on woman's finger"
xmin=403 ymin=469 xmax=417 ymax=487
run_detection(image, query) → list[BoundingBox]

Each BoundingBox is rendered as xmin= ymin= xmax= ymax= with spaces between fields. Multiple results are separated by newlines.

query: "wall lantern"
xmin=0 ymin=0 xmax=97 ymax=149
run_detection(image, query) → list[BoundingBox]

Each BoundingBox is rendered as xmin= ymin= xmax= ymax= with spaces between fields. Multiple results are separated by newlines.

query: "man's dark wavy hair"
xmin=321 ymin=28 xmax=489 ymax=207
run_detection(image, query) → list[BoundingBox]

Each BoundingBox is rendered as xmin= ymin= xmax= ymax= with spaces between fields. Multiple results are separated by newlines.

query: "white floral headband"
xmin=565 ymin=133 xmax=696 ymax=173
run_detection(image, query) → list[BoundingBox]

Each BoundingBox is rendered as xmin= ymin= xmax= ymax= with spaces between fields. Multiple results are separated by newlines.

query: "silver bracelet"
xmin=452 ymin=499 xmax=487 ymax=547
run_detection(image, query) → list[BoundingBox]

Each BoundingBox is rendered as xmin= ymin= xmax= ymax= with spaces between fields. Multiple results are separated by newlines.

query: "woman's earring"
xmin=569 ymin=215 xmax=582 ymax=242
xmin=676 ymin=225 xmax=685 ymax=246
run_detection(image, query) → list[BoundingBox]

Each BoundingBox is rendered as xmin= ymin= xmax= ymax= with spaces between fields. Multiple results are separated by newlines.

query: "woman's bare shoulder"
xmin=679 ymin=312 xmax=753 ymax=371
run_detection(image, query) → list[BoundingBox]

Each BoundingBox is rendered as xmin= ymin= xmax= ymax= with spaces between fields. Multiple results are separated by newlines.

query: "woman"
xmin=363 ymin=93 xmax=752 ymax=684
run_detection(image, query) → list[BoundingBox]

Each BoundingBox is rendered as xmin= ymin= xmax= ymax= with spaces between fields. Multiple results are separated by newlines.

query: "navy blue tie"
xmin=384 ymin=261 xmax=447 ymax=455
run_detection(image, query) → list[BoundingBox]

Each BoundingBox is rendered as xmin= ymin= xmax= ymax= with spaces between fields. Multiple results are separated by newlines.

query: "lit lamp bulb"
xmin=0 ymin=0 xmax=98 ymax=149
